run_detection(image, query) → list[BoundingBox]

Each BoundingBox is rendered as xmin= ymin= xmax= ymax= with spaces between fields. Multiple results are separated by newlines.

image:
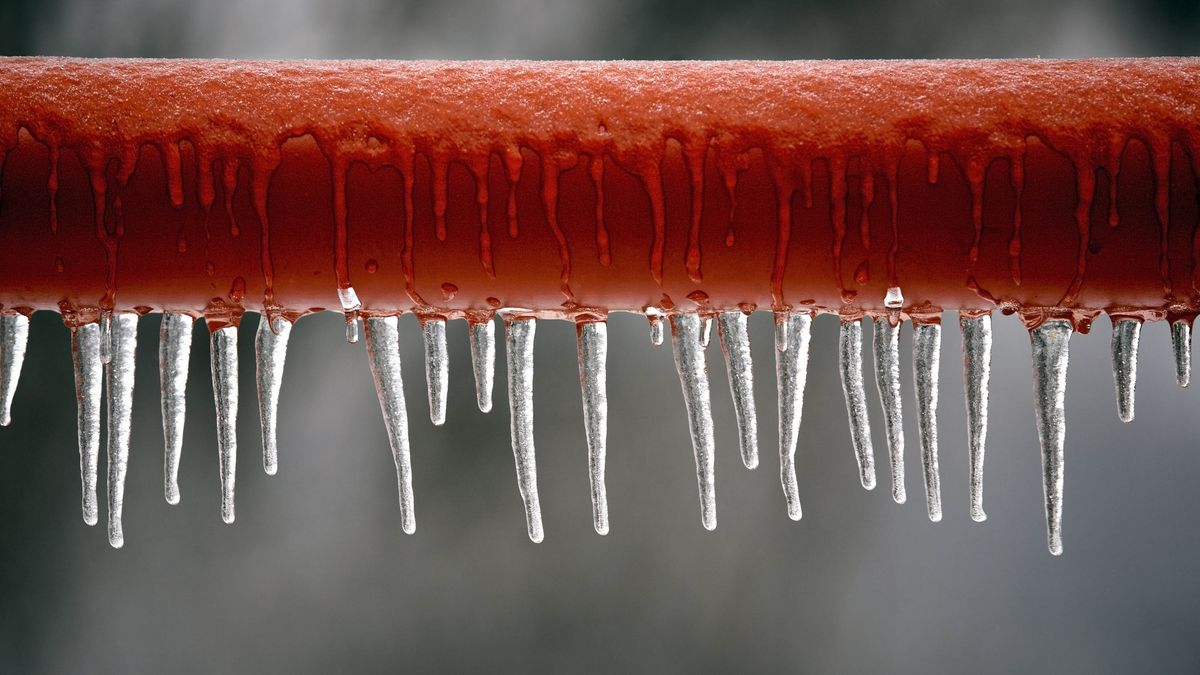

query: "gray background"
xmin=1 ymin=1 xmax=1199 ymax=673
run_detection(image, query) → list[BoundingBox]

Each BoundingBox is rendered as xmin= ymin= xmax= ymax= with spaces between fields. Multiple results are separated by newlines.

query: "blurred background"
xmin=1 ymin=1 xmax=1199 ymax=672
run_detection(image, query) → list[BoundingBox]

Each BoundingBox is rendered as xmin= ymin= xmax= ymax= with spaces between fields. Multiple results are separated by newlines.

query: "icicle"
xmin=717 ymin=311 xmax=759 ymax=470
xmin=338 ymin=286 xmax=361 ymax=344
xmin=774 ymin=313 xmax=788 ymax=353
xmin=1030 ymin=319 xmax=1072 ymax=556
xmin=670 ymin=314 xmax=717 ymax=530
xmin=913 ymin=322 xmax=943 ymax=522
xmin=364 ymin=316 xmax=416 ymax=534
xmin=255 ymin=314 xmax=292 ymax=476
xmin=506 ymin=318 xmax=544 ymax=542
xmin=421 ymin=318 xmax=449 ymax=426
xmin=0 ymin=313 xmax=30 ymax=426
xmin=576 ymin=321 xmax=609 ymax=535
xmin=159 ymin=312 xmax=193 ymax=505
xmin=646 ymin=309 xmax=664 ymax=347
xmin=469 ymin=319 xmax=496 ymax=413
xmin=961 ymin=314 xmax=992 ymax=523
xmin=1171 ymin=319 xmax=1190 ymax=388
xmin=871 ymin=317 xmax=906 ymax=504
xmin=1110 ymin=319 xmax=1140 ymax=424
xmin=99 ymin=309 xmax=113 ymax=364
xmin=775 ymin=312 xmax=812 ymax=520
xmin=700 ymin=316 xmax=713 ymax=348
xmin=71 ymin=322 xmax=102 ymax=526
xmin=106 ymin=313 xmax=138 ymax=548
xmin=838 ymin=320 xmax=876 ymax=490
xmin=210 ymin=325 xmax=238 ymax=525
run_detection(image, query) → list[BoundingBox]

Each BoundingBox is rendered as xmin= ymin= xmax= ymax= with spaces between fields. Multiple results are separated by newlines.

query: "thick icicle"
xmin=961 ymin=314 xmax=992 ymax=523
xmin=718 ymin=311 xmax=759 ymax=470
xmin=913 ymin=322 xmax=943 ymax=522
xmin=1110 ymin=318 xmax=1140 ymax=424
xmin=1030 ymin=319 xmax=1072 ymax=556
xmin=775 ymin=312 xmax=812 ymax=520
xmin=1172 ymin=320 xmax=1191 ymax=387
xmin=364 ymin=316 xmax=416 ymax=534
xmin=106 ymin=313 xmax=138 ymax=548
xmin=576 ymin=321 xmax=609 ymax=535
xmin=0 ymin=313 xmax=29 ymax=426
xmin=838 ymin=320 xmax=876 ymax=490
xmin=71 ymin=322 xmax=102 ymax=526
xmin=423 ymin=318 xmax=448 ymax=426
xmin=469 ymin=319 xmax=495 ymax=413
xmin=159 ymin=313 xmax=193 ymax=505
xmin=670 ymin=313 xmax=717 ymax=530
xmin=871 ymin=317 xmax=906 ymax=504
xmin=255 ymin=315 xmax=292 ymax=476
xmin=506 ymin=318 xmax=544 ymax=542
xmin=210 ymin=325 xmax=238 ymax=525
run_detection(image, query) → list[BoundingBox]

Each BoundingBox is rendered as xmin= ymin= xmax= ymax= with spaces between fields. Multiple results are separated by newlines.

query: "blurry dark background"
xmin=1 ymin=1 xmax=1200 ymax=673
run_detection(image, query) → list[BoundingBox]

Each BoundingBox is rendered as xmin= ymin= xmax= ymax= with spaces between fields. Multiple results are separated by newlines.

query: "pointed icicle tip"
xmin=71 ymin=322 xmax=102 ymax=527
xmin=469 ymin=319 xmax=496 ymax=414
xmin=364 ymin=316 xmax=416 ymax=535
xmin=106 ymin=313 xmax=139 ymax=549
xmin=1171 ymin=320 xmax=1190 ymax=388
xmin=913 ymin=322 xmax=943 ymax=522
xmin=718 ymin=311 xmax=759 ymax=470
xmin=159 ymin=312 xmax=194 ymax=505
xmin=0 ymin=313 xmax=30 ymax=426
xmin=838 ymin=320 xmax=876 ymax=491
xmin=776 ymin=313 xmax=812 ymax=521
xmin=210 ymin=325 xmax=239 ymax=525
xmin=256 ymin=314 xmax=292 ymax=476
xmin=506 ymin=318 xmax=544 ymax=543
xmin=1110 ymin=319 xmax=1140 ymax=424
xmin=961 ymin=314 xmax=992 ymax=523
xmin=577 ymin=321 xmax=610 ymax=535
xmin=670 ymin=314 xmax=718 ymax=531
xmin=422 ymin=318 xmax=449 ymax=426
xmin=871 ymin=317 xmax=906 ymax=505
xmin=1030 ymin=319 xmax=1072 ymax=556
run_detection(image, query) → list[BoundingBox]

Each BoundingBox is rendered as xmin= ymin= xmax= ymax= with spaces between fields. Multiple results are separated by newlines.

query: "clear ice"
xmin=576 ymin=321 xmax=609 ymax=535
xmin=337 ymin=286 xmax=362 ymax=344
xmin=0 ymin=313 xmax=29 ymax=426
xmin=255 ymin=315 xmax=292 ymax=476
xmin=106 ymin=313 xmax=138 ymax=548
xmin=1110 ymin=319 xmax=1140 ymax=423
xmin=422 ymin=318 xmax=449 ymax=426
xmin=506 ymin=318 xmax=544 ymax=543
xmin=469 ymin=319 xmax=496 ymax=413
xmin=670 ymin=313 xmax=717 ymax=531
xmin=838 ymin=320 xmax=876 ymax=490
xmin=210 ymin=325 xmax=239 ymax=525
xmin=1030 ymin=319 xmax=1072 ymax=556
xmin=960 ymin=314 xmax=992 ymax=523
xmin=364 ymin=316 xmax=416 ymax=534
xmin=871 ymin=317 xmax=906 ymax=504
xmin=159 ymin=313 xmax=193 ymax=505
xmin=71 ymin=321 xmax=102 ymax=526
xmin=717 ymin=311 xmax=759 ymax=470
xmin=913 ymin=322 xmax=943 ymax=522
xmin=775 ymin=312 xmax=812 ymax=521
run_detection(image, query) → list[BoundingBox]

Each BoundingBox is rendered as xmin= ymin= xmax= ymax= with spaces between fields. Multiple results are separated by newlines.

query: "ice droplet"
xmin=775 ymin=312 xmax=812 ymax=520
xmin=670 ymin=314 xmax=717 ymax=531
xmin=961 ymin=314 xmax=992 ymax=523
xmin=1110 ymin=318 xmax=1140 ymax=424
xmin=717 ymin=311 xmax=759 ymax=470
xmin=913 ymin=322 xmax=943 ymax=522
xmin=159 ymin=312 xmax=193 ymax=505
xmin=106 ymin=313 xmax=139 ymax=548
xmin=71 ymin=321 xmax=102 ymax=526
xmin=1030 ymin=319 xmax=1072 ymax=556
xmin=422 ymin=318 xmax=449 ymax=426
xmin=884 ymin=286 xmax=904 ymax=309
xmin=576 ymin=321 xmax=609 ymax=535
xmin=871 ymin=317 xmax=906 ymax=504
xmin=1171 ymin=319 xmax=1191 ymax=387
xmin=210 ymin=325 xmax=238 ymax=525
xmin=506 ymin=318 xmax=544 ymax=543
xmin=838 ymin=320 xmax=876 ymax=490
xmin=255 ymin=314 xmax=292 ymax=476
xmin=469 ymin=319 xmax=496 ymax=413
xmin=364 ymin=316 xmax=416 ymax=534
xmin=0 ymin=313 xmax=30 ymax=426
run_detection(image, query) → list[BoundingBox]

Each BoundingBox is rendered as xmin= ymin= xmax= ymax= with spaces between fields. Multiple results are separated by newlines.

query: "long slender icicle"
xmin=670 ymin=313 xmax=717 ymax=530
xmin=506 ymin=318 xmax=544 ymax=542
xmin=871 ymin=317 xmax=906 ymax=504
xmin=255 ymin=315 xmax=292 ymax=475
xmin=1030 ymin=319 xmax=1072 ymax=556
xmin=913 ymin=322 xmax=943 ymax=522
xmin=106 ymin=313 xmax=138 ymax=548
xmin=838 ymin=320 xmax=876 ymax=490
xmin=210 ymin=325 xmax=238 ymax=525
xmin=576 ymin=321 xmax=609 ymax=535
xmin=1171 ymin=319 xmax=1191 ymax=387
xmin=0 ymin=313 xmax=29 ymax=426
xmin=423 ymin=318 xmax=448 ymax=426
xmin=775 ymin=312 xmax=812 ymax=520
xmin=469 ymin=319 xmax=495 ymax=413
xmin=159 ymin=313 xmax=193 ymax=505
xmin=1110 ymin=318 xmax=1141 ymax=423
xmin=71 ymin=322 xmax=102 ymax=526
xmin=961 ymin=314 xmax=992 ymax=523
xmin=717 ymin=311 xmax=759 ymax=470
xmin=364 ymin=316 xmax=416 ymax=534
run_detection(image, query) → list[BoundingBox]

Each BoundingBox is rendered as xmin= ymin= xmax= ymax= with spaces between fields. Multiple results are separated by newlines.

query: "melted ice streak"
xmin=913 ymin=323 xmax=943 ymax=522
xmin=506 ymin=318 xmax=544 ymax=542
xmin=775 ymin=312 xmax=812 ymax=520
xmin=159 ymin=313 xmax=193 ymax=505
xmin=646 ymin=309 xmax=665 ymax=347
xmin=1110 ymin=319 xmax=1140 ymax=424
xmin=422 ymin=318 xmax=449 ymax=426
xmin=338 ymin=286 xmax=362 ymax=344
xmin=871 ymin=317 xmax=906 ymax=504
xmin=670 ymin=313 xmax=717 ymax=530
xmin=469 ymin=320 xmax=496 ymax=413
xmin=1030 ymin=319 xmax=1072 ymax=556
xmin=1171 ymin=320 xmax=1191 ymax=387
xmin=577 ymin=321 xmax=609 ymax=535
xmin=364 ymin=317 xmax=416 ymax=534
xmin=718 ymin=312 xmax=759 ymax=470
xmin=960 ymin=314 xmax=992 ymax=523
xmin=255 ymin=315 xmax=292 ymax=476
xmin=838 ymin=320 xmax=876 ymax=490
xmin=0 ymin=313 xmax=30 ymax=426
xmin=210 ymin=325 xmax=239 ymax=525
xmin=106 ymin=313 xmax=138 ymax=548
xmin=71 ymin=322 xmax=102 ymax=526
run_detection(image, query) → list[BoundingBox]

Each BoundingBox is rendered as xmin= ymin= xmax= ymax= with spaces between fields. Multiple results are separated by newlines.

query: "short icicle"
xmin=961 ymin=314 xmax=992 ymax=523
xmin=913 ymin=322 xmax=943 ymax=522
xmin=422 ymin=317 xmax=449 ymax=426
xmin=1030 ymin=319 xmax=1072 ymax=556
xmin=670 ymin=313 xmax=717 ymax=530
xmin=647 ymin=310 xmax=665 ymax=347
xmin=0 ymin=313 xmax=30 ymax=426
xmin=1110 ymin=318 xmax=1140 ymax=423
xmin=775 ymin=312 xmax=812 ymax=520
xmin=106 ymin=313 xmax=138 ymax=548
xmin=871 ymin=316 xmax=906 ymax=504
xmin=469 ymin=319 xmax=496 ymax=413
xmin=338 ymin=286 xmax=362 ymax=344
xmin=506 ymin=318 xmax=544 ymax=542
xmin=71 ymin=322 xmax=102 ymax=526
xmin=838 ymin=319 xmax=876 ymax=490
xmin=210 ymin=325 xmax=239 ymax=525
xmin=255 ymin=315 xmax=292 ymax=476
xmin=576 ymin=321 xmax=609 ymax=535
xmin=1171 ymin=319 xmax=1191 ymax=387
xmin=364 ymin=316 xmax=416 ymax=534
xmin=159 ymin=312 xmax=193 ymax=505
xmin=717 ymin=311 xmax=759 ymax=470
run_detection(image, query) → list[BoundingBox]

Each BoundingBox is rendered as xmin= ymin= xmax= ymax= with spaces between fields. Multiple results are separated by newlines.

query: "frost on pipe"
xmin=0 ymin=58 xmax=1198 ymax=552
